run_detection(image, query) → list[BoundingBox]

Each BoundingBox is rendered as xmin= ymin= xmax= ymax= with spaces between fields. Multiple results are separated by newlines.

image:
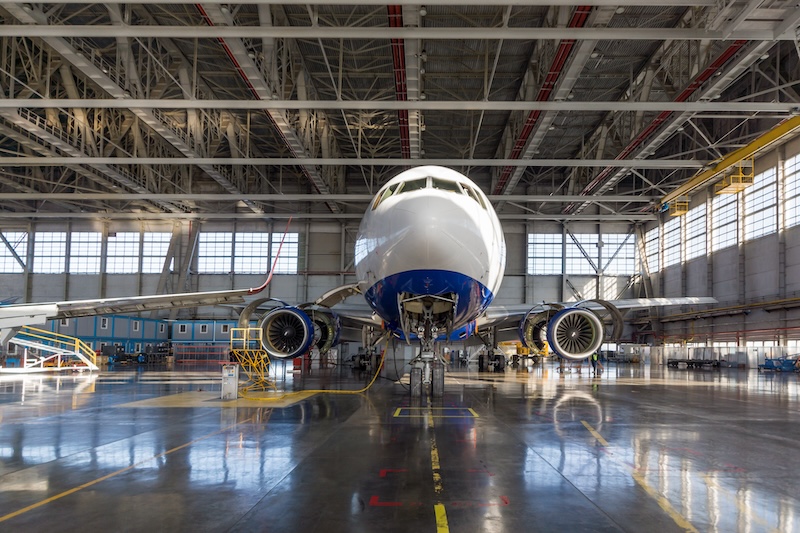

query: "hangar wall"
xmin=650 ymin=134 xmax=800 ymax=346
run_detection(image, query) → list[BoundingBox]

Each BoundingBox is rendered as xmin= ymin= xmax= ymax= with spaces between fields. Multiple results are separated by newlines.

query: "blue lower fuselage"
xmin=364 ymin=269 xmax=494 ymax=333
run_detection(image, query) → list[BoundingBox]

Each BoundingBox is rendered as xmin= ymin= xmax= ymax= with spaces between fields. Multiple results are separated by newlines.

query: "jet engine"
xmin=519 ymin=300 xmax=623 ymax=360
xmin=545 ymin=308 xmax=604 ymax=360
xmin=259 ymin=306 xmax=314 ymax=359
xmin=258 ymin=305 xmax=342 ymax=359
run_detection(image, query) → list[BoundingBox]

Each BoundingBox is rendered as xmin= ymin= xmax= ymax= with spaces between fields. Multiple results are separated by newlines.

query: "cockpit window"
xmin=431 ymin=178 xmax=462 ymax=194
xmin=461 ymin=183 xmax=487 ymax=210
xmin=396 ymin=178 xmax=428 ymax=195
xmin=372 ymin=183 xmax=399 ymax=210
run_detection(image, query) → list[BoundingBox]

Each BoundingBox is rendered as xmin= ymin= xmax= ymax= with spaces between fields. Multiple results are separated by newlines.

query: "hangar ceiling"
xmin=0 ymin=1 xmax=798 ymax=222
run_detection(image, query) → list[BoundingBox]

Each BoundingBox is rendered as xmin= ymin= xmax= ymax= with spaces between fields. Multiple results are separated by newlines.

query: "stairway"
xmin=2 ymin=326 xmax=99 ymax=373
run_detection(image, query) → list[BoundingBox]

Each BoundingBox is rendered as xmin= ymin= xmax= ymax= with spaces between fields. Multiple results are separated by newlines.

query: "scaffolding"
xmin=230 ymin=328 xmax=275 ymax=392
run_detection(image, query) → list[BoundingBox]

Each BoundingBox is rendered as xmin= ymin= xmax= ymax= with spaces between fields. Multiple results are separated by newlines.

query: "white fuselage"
xmin=354 ymin=166 xmax=506 ymax=330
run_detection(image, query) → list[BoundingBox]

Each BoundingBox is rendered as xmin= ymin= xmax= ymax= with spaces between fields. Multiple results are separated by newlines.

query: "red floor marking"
xmin=369 ymin=495 xmax=403 ymax=507
xmin=467 ymin=469 xmax=495 ymax=476
xmin=379 ymin=468 xmax=408 ymax=478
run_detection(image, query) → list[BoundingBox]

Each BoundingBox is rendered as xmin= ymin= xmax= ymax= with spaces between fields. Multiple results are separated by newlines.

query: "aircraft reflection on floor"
xmin=0 ymin=366 xmax=800 ymax=531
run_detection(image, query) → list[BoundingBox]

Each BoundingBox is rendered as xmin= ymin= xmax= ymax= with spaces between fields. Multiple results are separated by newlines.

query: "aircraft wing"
xmin=475 ymin=296 xmax=717 ymax=360
xmin=0 ymin=287 xmax=259 ymax=330
xmin=479 ymin=296 xmax=718 ymax=325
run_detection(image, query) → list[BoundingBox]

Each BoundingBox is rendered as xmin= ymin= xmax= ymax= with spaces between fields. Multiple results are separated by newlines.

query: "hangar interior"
xmin=1 ymin=2 xmax=800 ymax=532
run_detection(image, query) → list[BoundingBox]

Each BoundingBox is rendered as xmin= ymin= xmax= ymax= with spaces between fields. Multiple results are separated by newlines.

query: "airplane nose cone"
xmin=385 ymin=194 xmax=490 ymax=274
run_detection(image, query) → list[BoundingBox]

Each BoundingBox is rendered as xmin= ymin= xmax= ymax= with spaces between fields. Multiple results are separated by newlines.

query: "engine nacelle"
xmin=545 ymin=307 xmax=604 ymax=361
xmin=519 ymin=306 xmax=563 ymax=351
xmin=259 ymin=306 xmax=314 ymax=359
xmin=300 ymin=305 xmax=342 ymax=355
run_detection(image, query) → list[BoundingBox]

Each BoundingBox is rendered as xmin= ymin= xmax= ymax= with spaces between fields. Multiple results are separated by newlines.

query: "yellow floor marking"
xmin=0 ymin=416 xmax=254 ymax=524
xmin=392 ymin=406 xmax=479 ymax=418
xmin=581 ymin=420 xmax=698 ymax=533
xmin=428 ymin=402 xmax=449 ymax=533
xmin=632 ymin=472 xmax=699 ymax=533
xmin=581 ymin=420 xmax=610 ymax=447
xmin=434 ymin=502 xmax=450 ymax=533
xmin=702 ymin=474 xmax=780 ymax=533
xmin=117 ymin=390 xmax=317 ymax=409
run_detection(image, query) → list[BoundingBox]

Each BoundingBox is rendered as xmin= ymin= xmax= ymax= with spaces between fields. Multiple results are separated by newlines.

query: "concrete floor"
xmin=1 ymin=361 xmax=800 ymax=532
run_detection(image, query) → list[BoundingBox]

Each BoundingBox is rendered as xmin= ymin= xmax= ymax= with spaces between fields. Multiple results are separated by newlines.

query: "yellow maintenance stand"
xmin=230 ymin=328 xmax=276 ymax=392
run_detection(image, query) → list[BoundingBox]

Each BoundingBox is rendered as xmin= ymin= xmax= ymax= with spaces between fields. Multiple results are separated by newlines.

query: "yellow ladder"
xmin=230 ymin=328 xmax=276 ymax=392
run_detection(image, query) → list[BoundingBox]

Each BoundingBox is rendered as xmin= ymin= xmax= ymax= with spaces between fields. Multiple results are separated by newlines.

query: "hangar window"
xmin=711 ymin=193 xmax=738 ymax=251
xmin=271 ymin=232 xmax=299 ymax=274
xmin=200 ymin=324 xmax=209 ymax=334
xmin=785 ymin=153 xmax=800 ymax=228
xmin=69 ymin=232 xmax=102 ymax=274
xmin=645 ymin=227 xmax=659 ymax=272
xmin=602 ymin=234 xmax=635 ymax=275
xmin=527 ymin=234 xmax=562 ymax=275
xmin=107 ymin=232 xmax=141 ymax=273
xmin=662 ymin=218 xmax=681 ymax=268
xmin=0 ymin=231 xmax=28 ymax=274
xmin=33 ymin=232 xmax=67 ymax=273
xmin=178 ymin=324 xmax=187 ymax=334
xmin=234 ymin=233 xmax=269 ymax=274
xmin=743 ymin=167 xmax=777 ymax=241
xmin=198 ymin=232 xmax=233 ymax=273
xmin=100 ymin=317 xmax=109 ymax=330
xmin=132 ymin=321 xmax=140 ymax=332
xmin=684 ymin=205 xmax=706 ymax=261
xmin=565 ymin=234 xmax=598 ymax=275
xmin=142 ymin=233 xmax=173 ymax=274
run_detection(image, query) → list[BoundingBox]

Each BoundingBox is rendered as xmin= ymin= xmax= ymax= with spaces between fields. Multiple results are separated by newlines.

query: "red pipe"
xmin=493 ymin=6 xmax=592 ymax=195
xmin=565 ymin=40 xmax=749 ymax=212
xmin=388 ymin=5 xmax=411 ymax=159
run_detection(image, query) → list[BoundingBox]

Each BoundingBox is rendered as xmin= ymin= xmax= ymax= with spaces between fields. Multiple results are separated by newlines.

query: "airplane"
xmin=0 ymin=166 xmax=715 ymax=386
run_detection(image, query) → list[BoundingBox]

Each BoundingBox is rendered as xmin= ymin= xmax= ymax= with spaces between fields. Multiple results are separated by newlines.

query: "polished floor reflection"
xmin=1 ymin=362 xmax=800 ymax=532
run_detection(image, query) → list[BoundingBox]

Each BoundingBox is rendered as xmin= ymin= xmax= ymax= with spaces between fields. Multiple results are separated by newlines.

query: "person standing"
xmin=591 ymin=352 xmax=603 ymax=374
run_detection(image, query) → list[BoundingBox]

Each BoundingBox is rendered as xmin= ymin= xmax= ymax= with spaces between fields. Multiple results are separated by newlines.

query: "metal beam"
xmin=0 ymin=99 xmax=796 ymax=112
xmin=661 ymin=116 xmax=800 ymax=205
xmin=22 ymin=1 xmax=719 ymax=6
xmin=0 ymin=157 xmax=705 ymax=168
xmin=0 ymin=193 xmax=659 ymax=202
xmin=0 ymin=25 xmax=786 ymax=41
xmin=0 ymin=212 xmax=656 ymax=221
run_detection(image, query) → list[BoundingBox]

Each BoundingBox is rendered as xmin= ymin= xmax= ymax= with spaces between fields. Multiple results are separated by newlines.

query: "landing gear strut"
xmin=410 ymin=349 xmax=446 ymax=398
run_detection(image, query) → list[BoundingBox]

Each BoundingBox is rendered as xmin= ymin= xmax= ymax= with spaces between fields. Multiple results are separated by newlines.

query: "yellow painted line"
xmin=632 ymin=472 xmax=699 ymax=533
xmin=0 ymin=416 xmax=254 ymax=524
xmin=392 ymin=406 xmax=479 ymax=418
xmin=428 ymin=403 xmax=449 ymax=533
xmin=434 ymin=502 xmax=450 ymax=533
xmin=702 ymin=474 xmax=779 ymax=533
xmin=581 ymin=420 xmax=610 ymax=447
xmin=117 ymin=390 xmax=317 ymax=409
xmin=581 ymin=420 xmax=698 ymax=533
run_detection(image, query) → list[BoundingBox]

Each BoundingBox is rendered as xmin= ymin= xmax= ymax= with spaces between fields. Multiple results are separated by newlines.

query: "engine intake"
xmin=546 ymin=308 xmax=604 ymax=360
xmin=259 ymin=307 xmax=314 ymax=359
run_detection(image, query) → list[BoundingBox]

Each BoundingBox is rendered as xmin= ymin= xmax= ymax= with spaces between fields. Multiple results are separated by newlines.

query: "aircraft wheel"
xmin=432 ymin=361 xmax=444 ymax=397
xmin=410 ymin=367 xmax=423 ymax=396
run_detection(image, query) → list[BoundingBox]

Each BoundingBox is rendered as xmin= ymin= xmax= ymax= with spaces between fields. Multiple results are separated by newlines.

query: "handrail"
xmin=18 ymin=326 xmax=97 ymax=367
